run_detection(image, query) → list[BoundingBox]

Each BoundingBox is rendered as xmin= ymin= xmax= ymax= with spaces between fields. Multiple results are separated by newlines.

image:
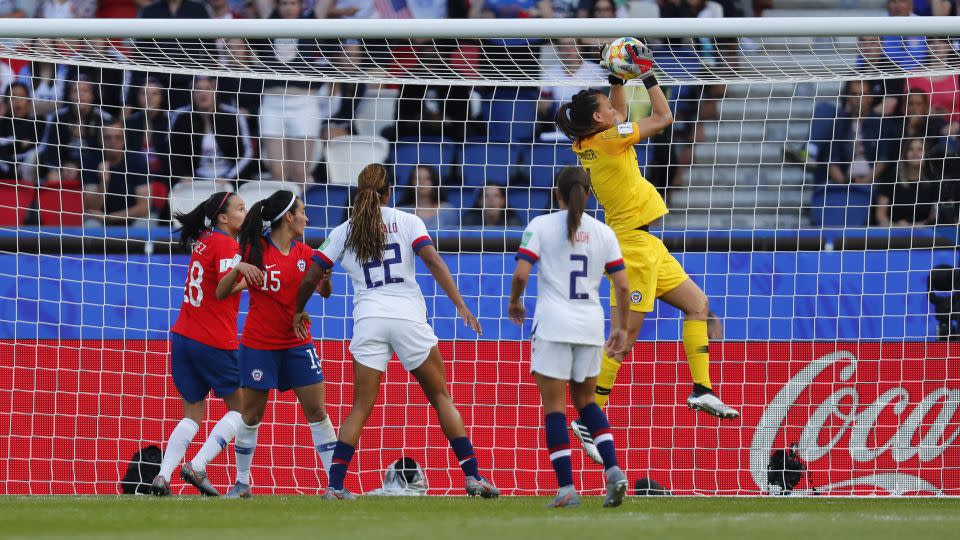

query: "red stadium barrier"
xmin=1 ymin=340 xmax=958 ymax=496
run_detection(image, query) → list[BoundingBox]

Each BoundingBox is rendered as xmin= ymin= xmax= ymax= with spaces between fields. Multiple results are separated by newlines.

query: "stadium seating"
xmin=393 ymin=138 xmax=460 ymax=187
xmin=0 ymin=180 xmax=36 ymax=227
xmin=37 ymin=182 xmax=84 ymax=227
xmin=486 ymin=87 xmax=539 ymax=143
xmin=304 ymin=184 xmax=351 ymax=231
xmin=809 ymin=184 xmax=873 ymax=228
xmin=237 ymin=180 xmax=303 ymax=210
xmin=526 ymin=143 xmax=579 ymax=188
xmin=462 ymin=143 xmax=518 ymax=187
xmin=326 ymin=135 xmax=391 ymax=186
xmin=169 ymin=182 xmax=227 ymax=228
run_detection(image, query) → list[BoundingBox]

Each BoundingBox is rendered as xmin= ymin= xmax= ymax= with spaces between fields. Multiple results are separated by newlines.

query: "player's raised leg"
xmin=572 ymin=307 xmax=644 ymax=465
xmin=535 ymin=372 xmax=579 ymax=508
xmin=570 ymin=378 xmax=627 ymax=508
xmin=659 ymin=279 xmax=738 ymax=420
xmin=410 ymin=347 xmax=499 ymax=498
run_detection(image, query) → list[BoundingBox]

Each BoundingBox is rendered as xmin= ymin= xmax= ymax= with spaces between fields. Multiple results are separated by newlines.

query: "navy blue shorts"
xmin=170 ymin=333 xmax=240 ymax=403
xmin=239 ymin=343 xmax=325 ymax=392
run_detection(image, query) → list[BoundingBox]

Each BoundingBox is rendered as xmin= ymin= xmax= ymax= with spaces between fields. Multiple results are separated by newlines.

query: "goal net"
xmin=1 ymin=17 xmax=958 ymax=497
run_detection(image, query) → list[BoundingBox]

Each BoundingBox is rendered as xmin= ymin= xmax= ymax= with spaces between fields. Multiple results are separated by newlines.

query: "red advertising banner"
xmin=1 ymin=341 xmax=958 ymax=496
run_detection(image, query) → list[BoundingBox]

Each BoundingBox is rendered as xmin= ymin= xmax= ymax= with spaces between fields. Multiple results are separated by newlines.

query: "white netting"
xmin=1 ymin=18 xmax=959 ymax=497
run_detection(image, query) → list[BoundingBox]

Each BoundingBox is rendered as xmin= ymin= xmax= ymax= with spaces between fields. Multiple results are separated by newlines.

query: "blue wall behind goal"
xmin=0 ymin=250 xmax=952 ymax=341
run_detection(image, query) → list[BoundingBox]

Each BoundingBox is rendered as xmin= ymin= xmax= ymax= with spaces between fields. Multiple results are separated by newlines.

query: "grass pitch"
xmin=0 ymin=496 xmax=956 ymax=540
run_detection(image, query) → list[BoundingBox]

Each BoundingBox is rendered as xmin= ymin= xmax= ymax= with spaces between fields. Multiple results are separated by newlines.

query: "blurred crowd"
xmin=1 ymin=0 xmax=959 ymax=230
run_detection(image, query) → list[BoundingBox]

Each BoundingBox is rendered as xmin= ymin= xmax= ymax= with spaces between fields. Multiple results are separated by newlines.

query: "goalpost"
xmin=0 ymin=16 xmax=958 ymax=497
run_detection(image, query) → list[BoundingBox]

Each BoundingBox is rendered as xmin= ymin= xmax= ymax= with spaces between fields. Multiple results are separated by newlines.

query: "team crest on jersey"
xmin=297 ymin=259 xmax=306 ymax=272
xmin=251 ymin=369 xmax=263 ymax=382
xmin=630 ymin=290 xmax=642 ymax=304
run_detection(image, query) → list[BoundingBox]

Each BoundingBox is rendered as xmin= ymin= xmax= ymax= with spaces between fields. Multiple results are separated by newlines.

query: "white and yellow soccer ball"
xmin=601 ymin=37 xmax=654 ymax=81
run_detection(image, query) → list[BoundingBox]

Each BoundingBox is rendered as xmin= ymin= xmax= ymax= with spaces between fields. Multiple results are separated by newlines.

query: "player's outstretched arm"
xmin=216 ymin=259 xmax=262 ymax=300
xmin=632 ymin=82 xmax=673 ymax=141
xmin=605 ymin=269 xmax=632 ymax=357
xmin=418 ymin=244 xmax=482 ymax=335
xmin=293 ymin=265 xmax=325 ymax=340
xmin=507 ymin=260 xmax=533 ymax=325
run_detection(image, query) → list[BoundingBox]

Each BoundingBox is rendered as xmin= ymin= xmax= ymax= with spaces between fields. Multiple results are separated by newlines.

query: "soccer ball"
xmin=602 ymin=37 xmax=654 ymax=81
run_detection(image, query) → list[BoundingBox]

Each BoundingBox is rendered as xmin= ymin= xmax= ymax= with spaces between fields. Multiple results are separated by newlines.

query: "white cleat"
xmin=570 ymin=420 xmax=603 ymax=465
xmin=465 ymin=476 xmax=500 ymax=498
xmin=546 ymin=485 xmax=580 ymax=508
xmin=322 ymin=487 xmax=357 ymax=500
xmin=687 ymin=391 xmax=739 ymax=420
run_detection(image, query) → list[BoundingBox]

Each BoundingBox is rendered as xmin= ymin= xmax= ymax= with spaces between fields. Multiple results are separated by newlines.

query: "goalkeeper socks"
xmin=578 ymin=403 xmax=618 ymax=471
xmin=327 ymin=441 xmax=355 ymax=491
xmin=309 ymin=417 xmax=338 ymax=476
xmin=234 ymin=420 xmax=260 ymax=485
xmin=683 ymin=319 xmax=712 ymax=390
xmin=191 ymin=410 xmax=242 ymax=472
xmin=544 ymin=412 xmax=573 ymax=488
xmin=595 ymin=351 xmax=622 ymax=409
xmin=158 ymin=417 xmax=199 ymax=481
xmin=449 ymin=436 xmax=480 ymax=479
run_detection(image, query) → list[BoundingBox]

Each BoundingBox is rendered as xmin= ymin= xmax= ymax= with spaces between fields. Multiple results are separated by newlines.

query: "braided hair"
xmin=346 ymin=164 xmax=391 ymax=263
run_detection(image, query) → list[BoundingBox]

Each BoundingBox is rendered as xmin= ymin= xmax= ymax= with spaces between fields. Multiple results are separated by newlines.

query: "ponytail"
xmin=346 ymin=163 xmax=389 ymax=263
xmin=238 ymin=189 xmax=297 ymax=269
xmin=556 ymin=167 xmax=591 ymax=244
xmin=174 ymin=191 xmax=233 ymax=251
xmin=554 ymin=89 xmax=604 ymax=141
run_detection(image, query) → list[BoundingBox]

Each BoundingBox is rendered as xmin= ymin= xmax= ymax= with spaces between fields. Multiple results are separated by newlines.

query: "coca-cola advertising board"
xmin=1 ymin=340 xmax=957 ymax=495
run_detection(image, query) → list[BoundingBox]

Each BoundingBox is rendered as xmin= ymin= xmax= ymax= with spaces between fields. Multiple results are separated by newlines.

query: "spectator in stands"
xmin=253 ymin=0 xmax=331 ymax=183
xmin=207 ymin=0 xmax=242 ymax=17
xmin=883 ymin=0 xmax=928 ymax=71
xmin=470 ymin=1 xmax=552 ymax=78
xmin=809 ymin=80 xmax=881 ymax=185
xmin=0 ymin=82 xmax=40 ymax=182
xmin=124 ymin=77 xmax=171 ymax=179
xmin=908 ymin=38 xmax=960 ymax=129
xmin=551 ymin=0 xmax=586 ymax=18
xmin=539 ymin=38 xmax=605 ymax=110
xmin=584 ymin=0 xmax=625 ymax=18
xmin=169 ymin=77 xmax=254 ymax=187
xmin=17 ymin=60 xmax=68 ymax=118
xmin=38 ymin=76 xmax=113 ymax=184
xmin=397 ymin=165 xmax=459 ymax=229
xmin=218 ymin=38 xmax=264 ymax=119
xmin=880 ymin=90 xmax=948 ymax=166
xmin=874 ymin=138 xmax=939 ymax=226
xmin=39 ymin=0 xmax=98 ymax=17
xmin=315 ymin=0 xmax=375 ymax=18
xmin=857 ymin=36 xmax=909 ymax=120
xmin=82 ymin=122 xmax=150 ymax=225
xmin=0 ymin=0 xmax=37 ymax=17
xmin=137 ymin=0 xmax=212 ymax=109
xmin=462 ymin=185 xmax=523 ymax=227
xmin=913 ymin=0 xmax=955 ymax=15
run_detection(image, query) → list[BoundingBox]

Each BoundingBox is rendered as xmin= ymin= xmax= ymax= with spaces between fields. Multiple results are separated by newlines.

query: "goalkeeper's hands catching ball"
xmin=600 ymin=39 xmax=655 ymax=85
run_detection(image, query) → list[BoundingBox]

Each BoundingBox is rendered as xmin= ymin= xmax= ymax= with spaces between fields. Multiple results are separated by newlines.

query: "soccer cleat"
xmin=546 ymin=485 xmax=580 ymax=508
xmin=322 ymin=487 xmax=357 ymax=500
xmin=687 ymin=391 xmax=740 ymax=420
xmin=570 ymin=420 xmax=603 ymax=465
xmin=150 ymin=474 xmax=170 ymax=497
xmin=180 ymin=462 xmax=220 ymax=496
xmin=465 ymin=476 xmax=500 ymax=498
xmin=602 ymin=466 xmax=628 ymax=508
xmin=224 ymin=481 xmax=253 ymax=499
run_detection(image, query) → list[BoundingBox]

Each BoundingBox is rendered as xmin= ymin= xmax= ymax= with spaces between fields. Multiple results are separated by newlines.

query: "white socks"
xmin=309 ymin=417 xmax=338 ymax=476
xmin=191 ymin=411 xmax=243 ymax=473
xmin=158 ymin=418 xmax=199 ymax=481
xmin=234 ymin=420 xmax=260 ymax=486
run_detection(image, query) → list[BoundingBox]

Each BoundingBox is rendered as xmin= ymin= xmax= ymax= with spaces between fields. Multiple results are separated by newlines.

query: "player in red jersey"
xmin=153 ymin=192 xmax=264 ymax=497
xmin=225 ymin=189 xmax=335 ymax=498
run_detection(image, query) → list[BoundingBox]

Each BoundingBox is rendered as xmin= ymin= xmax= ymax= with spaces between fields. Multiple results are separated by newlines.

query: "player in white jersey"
xmin=508 ymin=167 xmax=632 ymax=508
xmin=293 ymin=163 xmax=499 ymax=500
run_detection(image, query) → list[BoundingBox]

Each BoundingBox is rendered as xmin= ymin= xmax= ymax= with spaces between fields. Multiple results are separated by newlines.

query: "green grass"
xmin=0 ymin=496 xmax=957 ymax=540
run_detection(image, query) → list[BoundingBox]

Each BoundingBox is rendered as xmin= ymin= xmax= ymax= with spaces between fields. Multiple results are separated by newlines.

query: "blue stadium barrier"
xmin=462 ymin=142 xmax=513 ymax=186
xmin=809 ymin=184 xmax=873 ymax=227
xmin=1 ymin=249 xmax=953 ymax=342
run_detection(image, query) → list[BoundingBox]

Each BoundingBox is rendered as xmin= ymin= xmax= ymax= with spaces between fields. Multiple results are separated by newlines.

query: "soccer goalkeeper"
xmin=554 ymin=40 xmax=739 ymax=463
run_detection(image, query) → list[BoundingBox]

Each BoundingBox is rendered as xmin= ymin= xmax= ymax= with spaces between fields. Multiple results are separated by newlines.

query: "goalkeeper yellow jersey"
xmin=572 ymin=121 xmax=668 ymax=234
